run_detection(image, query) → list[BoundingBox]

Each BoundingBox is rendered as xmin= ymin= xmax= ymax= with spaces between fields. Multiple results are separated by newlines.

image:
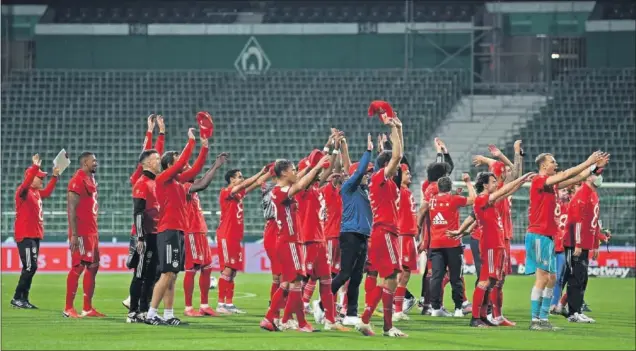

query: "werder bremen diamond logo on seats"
xmin=235 ymin=37 xmax=271 ymax=79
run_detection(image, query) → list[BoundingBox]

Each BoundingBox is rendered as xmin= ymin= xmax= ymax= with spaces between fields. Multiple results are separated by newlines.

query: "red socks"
xmin=184 ymin=270 xmax=196 ymax=307
xmin=364 ymin=275 xmax=377 ymax=306
xmin=270 ymin=281 xmax=280 ymax=301
xmin=382 ymin=288 xmax=395 ymax=332
xmin=472 ymin=284 xmax=488 ymax=319
xmin=266 ymin=286 xmax=288 ymax=321
xmin=284 ymin=286 xmax=307 ymax=326
xmin=302 ymin=279 xmax=317 ymax=304
xmin=361 ymin=286 xmax=383 ymax=324
xmin=199 ymin=267 xmax=212 ymax=305
xmin=490 ymin=286 xmax=502 ymax=318
xmin=226 ymin=280 xmax=235 ymax=305
xmin=319 ymin=279 xmax=335 ymax=323
xmin=218 ymin=273 xmax=231 ymax=304
xmin=394 ymin=286 xmax=406 ymax=313
xmin=65 ymin=265 xmax=84 ymax=310
xmin=82 ymin=265 xmax=97 ymax=311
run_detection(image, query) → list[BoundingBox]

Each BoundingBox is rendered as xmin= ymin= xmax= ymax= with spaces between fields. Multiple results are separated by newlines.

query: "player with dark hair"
xmin=356 ymin=116 xmax=406 ymax=337
xmin=525 ymin=151 xmax=607 ymax=330
xmin=549 ymin=186 xmax=573 ymax=316
xmin=145 ymin=128 xmax=228 ymax=326
xmin=259 ymin=154 xmax=331 ymax=332
xmin=64 ymin=151 xmax=101 ymax=318
xmin=179 ymin=134 xmax=212 ymax=317
xmin=11 ymin=153 xmax=59 ymax=309
xmin=125 ymin=115 xmax=165 ymax=323
xmin=425 ymin=174 xmax=475 ymax=318
xmin=470 ymin=171 xmax=535 ymax=327
xmin=563 ymin=172 xmax=610 ymax=323
xmin=215 ymin=165 xmax=268 ymax=314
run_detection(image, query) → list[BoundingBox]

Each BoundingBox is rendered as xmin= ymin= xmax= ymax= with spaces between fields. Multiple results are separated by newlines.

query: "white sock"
xmin=147 ymin=307 xmax=158 ymax=319
xmin=217 ymin=302 xmax=224 ymax=307
xmin=531 ymin=286 xmax=542 ymax=300
xmin=163 ymin=308 xmax=174 ymax=320
xmin=185 ymin=306 xmax=193 ymax=310
xmin=542 ymin=288 xmax=554 ymax=299
xmin=201 ymin=304 xmax=209 ymax=309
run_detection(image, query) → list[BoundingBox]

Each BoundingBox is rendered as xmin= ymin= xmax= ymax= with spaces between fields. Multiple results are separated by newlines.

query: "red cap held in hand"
xmin=308 ymin=149 xmax=330 ymax=169
xmin=368 ymin=100 xmax=395 ymax=120
xmin=490 ymin=161 xmax=506 ymax=178
xmin=196 ymin=111 xmax=214 ymax=139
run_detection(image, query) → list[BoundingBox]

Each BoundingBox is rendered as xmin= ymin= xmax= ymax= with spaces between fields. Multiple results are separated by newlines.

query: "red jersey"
xmin=398 ymin=186 xmax=418 ymax=235
xmin=216 ymin=187 xmax=246 ymax=241
xmin=428 ymin=193 xmax=467 ymax=248
xmin=495 ymin=183 xmax=513 ymax=240
xmin=527 ymin=175 xmax=558 ymax=237
xmin=423 ymin=182 xmax=439 ymax=202
xmin=156 ymin=139 xmax=195 ymax=233
xmin=297 ymin=183 xmax=326 ymax=243
xmin=130 ymin=131 xmax=164 ymax=236
xmin=187 ymin=192 xmax=208 ymax=234
xmin=67 ymin=169 xmax=99 ymax=238
xmin=320 ymin=183 xmax=342 ymax=239
xmin=14 ymin=165 xmax=57 ymax=242
xmin=554 ymin=200 xmax=569 ymax=252
xmin=565 ymin=183 xmax=600 ymax=250
xmin=369 ymin=168 xmax=399 ymax=233
xmin=271 ymin=185 xmax=300 ymax=243
xmin=132 ymin=172 xmax=160 ymax=235
xmin=474 ymin=193 xmax=504 ymax=250
xmin=471 ymin=221 xmax=482 ymax=240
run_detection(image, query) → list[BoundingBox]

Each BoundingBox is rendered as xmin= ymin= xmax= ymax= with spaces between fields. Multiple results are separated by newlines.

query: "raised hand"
xmin=187 ymin=128 xmax=196 ymax=140
xmin=214 ymin=152 xmax=229 ymax=167
xmin=147 ymin=114 xmax=156 ymax=132
xmin=488 ymin=144 xmax=502 ymax=158
xmin=377 ymin=134 xmax=383 ymax=152
xmin=156 ymin=115 xmax=165 ymax=133
xmin=521 ymin=172 xmax=537 ymax=182
xmin=32 ymin=154 xmax=41 ymax=167
xmin=52 ymin=167 xmax=61 ymax=177
xmin=367 ymin=133 xmax=374 ymax=151
xmin=596 ymin=152 xmax=610 ymax=168
xmin=472 ymin=155 xmax=485 ymax=167
xmin=514 ymin=140 xmax=523 ymax=154
xmin=435 ymin=137 xmax=448 ymax=153
xmin=587 ymin=150 xmax=604 ymax=165
xmin=200 ymin=137 xmax=209 ymax=148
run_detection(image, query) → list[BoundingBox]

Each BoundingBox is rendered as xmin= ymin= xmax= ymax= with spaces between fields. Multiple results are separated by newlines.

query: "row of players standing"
xmin=11 ymin=108 xmax=611 ymax=333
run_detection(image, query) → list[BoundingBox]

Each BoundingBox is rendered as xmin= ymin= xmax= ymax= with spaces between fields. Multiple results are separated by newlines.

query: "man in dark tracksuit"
xmin=332 ymin=141 xmax=374 ymax=326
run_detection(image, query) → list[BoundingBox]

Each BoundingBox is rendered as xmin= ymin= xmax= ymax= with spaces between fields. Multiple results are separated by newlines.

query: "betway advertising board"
xmin=1 ymin=243 xmax=634 ymax=278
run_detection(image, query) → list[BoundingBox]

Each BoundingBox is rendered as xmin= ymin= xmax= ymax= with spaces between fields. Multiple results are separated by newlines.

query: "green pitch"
xmin=2 ymin=274 xmax=635 ymax=350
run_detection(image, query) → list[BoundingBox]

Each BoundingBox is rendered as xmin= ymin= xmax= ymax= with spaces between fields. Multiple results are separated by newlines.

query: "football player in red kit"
xmin=12 ymin=154 xmax=59 ymax=309
xmin=216 ymin=165 xmax=268 ymax=314
xmin=179 ymin=135 xmax=213 ymax=317
xmin=357 ymin=116 xmax=407 ymax=337
xmin=470 ymin=171 xmax=535 ymax=328
xmin=259 ymin=155 xmax=331 ymax=332
xmin=550 ymin=186 xmax=573 ymax=315
xmin=65 ymin=152 xmax=102 ymax=318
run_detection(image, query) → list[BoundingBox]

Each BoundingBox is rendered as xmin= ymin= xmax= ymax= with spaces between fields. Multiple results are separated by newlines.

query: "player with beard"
xmin=526 ymin=151 xmax=607 ymax=331
xmin=472 ymin=141 xmax=524 ymax=326
xmin=215 ymin=165 xmax=268 ymax=314
xmin=145 ymin=128 xmax=228 ymax=326
xmin=259 ymin=155 xmax=331 ymax=332
xmin=12 ymin=154 xmax=59 ymax=309
xmin=470 ymin=171 xmax=535 ymax=327
xmin=64 ymin=152 xmax=102 ymax=318
xmin=356 ymin=115 xmax=406 ymax=337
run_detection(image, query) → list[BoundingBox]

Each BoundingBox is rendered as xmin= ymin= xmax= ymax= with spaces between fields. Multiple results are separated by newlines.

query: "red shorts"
xmin=327 ymin=237 xmax=341 ymax=274
xmin=185 ymin=233 xmax=212 ymax=270
xmin=303 ymin=242 xmax=331 ymax=278
xmin=72 ymin=236 xmax=99 ymax=266
xmin=504 ymin=239 xmax=512 ymax=275
xmin=219 ymin=237 xmax=242 ymax=270
xmin=368 ymin=228 xmax=402 ymax=278
xmin=399 ymin=235 xmax=417 ymax=271
xmin=479 ymin=248 xmax=505 ymax=281
xmin=277 ymin=241 xmax=306 ymax=283
xmin=263 ymin=220 xmax=281 ymax=275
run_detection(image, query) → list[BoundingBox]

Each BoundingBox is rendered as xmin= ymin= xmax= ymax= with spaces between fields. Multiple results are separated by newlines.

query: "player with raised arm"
xmin=470 ymin=171 xmax=535 ymax=327
xmin=124 ymin=114 xmax=164 ymax=318
xmin=179 ymin=134 xmax=213 ymax=317
xmin=526 ymin=151 xmax=608 ymax=331
xmin=215 ymin=165 xmax=268 ymax=314
xmin=12 ymin=154 xmax=59 ymax=309
xmin=425 ymin=174 xmax=475 ymax=318
xmin=145 ymin=128 xmax=227 ymax=326
xmin=473 ymin=141 xmax=524 ymax=326
xmin=356 ymin=114 xmax=407 ymax=338
xmin=259 ymin=155 xmax=331 ymax=332
xmin=64 ymin=152 xmax=101 ymax=318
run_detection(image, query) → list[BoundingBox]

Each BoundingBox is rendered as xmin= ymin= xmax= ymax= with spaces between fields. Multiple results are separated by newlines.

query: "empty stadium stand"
xmin=1 ymin=68 xmax=466 ymax=241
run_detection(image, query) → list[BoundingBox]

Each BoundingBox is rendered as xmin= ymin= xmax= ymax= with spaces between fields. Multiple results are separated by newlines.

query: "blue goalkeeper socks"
xmin=540 ymin=288 xmax=554 ymax=319
xmin=530 ymin=286 xmax=542 ymax=320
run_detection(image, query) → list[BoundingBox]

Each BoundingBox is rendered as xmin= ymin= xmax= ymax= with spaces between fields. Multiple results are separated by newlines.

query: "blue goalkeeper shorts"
xmin=525 ymin=233 xmax=557 ymax=274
